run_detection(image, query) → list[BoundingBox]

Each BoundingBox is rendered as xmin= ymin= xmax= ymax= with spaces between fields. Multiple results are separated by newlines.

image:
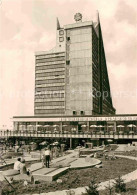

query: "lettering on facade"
xmin=14 ymin=116 xmax=137 ymax=122
xmin=60 ymin=116 xmax=137 ymax=122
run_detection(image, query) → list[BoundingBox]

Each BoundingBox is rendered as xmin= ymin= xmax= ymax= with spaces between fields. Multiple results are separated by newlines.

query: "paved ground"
xmin=115 ymin=144 xmax=137 ymax=152
xmin=1 ymin=146 xmax=137 ymax=195
xmin=0 ymin=149 xmax=101 ymax=183
xmin=29 ymin=155 xmax=137 ymax=195
xmin=30 ymin=145 xmax=137 ymax=195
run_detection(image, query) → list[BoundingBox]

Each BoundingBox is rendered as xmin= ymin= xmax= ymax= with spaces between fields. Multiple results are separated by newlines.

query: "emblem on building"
xmin=74 ymin=13 xmax=82 ymax=22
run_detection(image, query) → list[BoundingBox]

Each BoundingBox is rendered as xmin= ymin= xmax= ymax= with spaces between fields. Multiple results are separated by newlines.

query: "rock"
xmin=34 ymin=179 xmax=40 ymax=184
xmin=95 ymin=164 xmax=103 ymax=168
xmin=2 ymin=169 xmax=19 ymax=177
xmin=23 ymin=180 xmax=28 ymax=186
xmin=57 ymin=179 xmax=63 ymax=183
xmin=65 ymin=190 xmax=75 ymax=195
xmin=9 ymin=177 xmax=13 ymax=184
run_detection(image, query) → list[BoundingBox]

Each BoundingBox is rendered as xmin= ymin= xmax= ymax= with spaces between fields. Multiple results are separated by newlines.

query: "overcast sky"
xmin=0 ymin=0 xmax=137 ymax=128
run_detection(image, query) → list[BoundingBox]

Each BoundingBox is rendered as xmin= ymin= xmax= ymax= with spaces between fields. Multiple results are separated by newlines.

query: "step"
xmin=33 ymin=167 xmax=57 ymax=175
xmin=46 ymin=167 xmax=69 ymax=181
xmin=52 ymin=158 xmax=77 ymax=167
xmin=33 ymin=167 xmax=69 ymax=182
xmin=29 ymin=162 xmax=43 ymax=172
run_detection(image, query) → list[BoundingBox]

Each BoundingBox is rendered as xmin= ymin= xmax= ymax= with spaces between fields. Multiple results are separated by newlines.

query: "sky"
xmin=0 ymin=0 xmax=137 ymax=128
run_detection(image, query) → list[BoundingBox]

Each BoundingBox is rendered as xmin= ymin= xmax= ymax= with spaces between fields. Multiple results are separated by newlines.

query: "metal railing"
xmin=0 ymin=130 xmax=137 ymax=139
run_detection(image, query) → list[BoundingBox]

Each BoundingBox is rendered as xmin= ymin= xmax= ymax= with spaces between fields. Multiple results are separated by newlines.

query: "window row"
xmin=36 ymin=78 xmax=65 ymax=85
xmin=35 ymin=82 xmax=65 ymax=88
xmin=36 ymin=67 xmax=65 ymax=73
xmin=35 ymin=105 xmax=65 ymax=109
xmin=35 ymin=101 xmax=65 ymax=106
xmin=36 ymin=60 xmax=65 ymax=67
xmin=36 ymin=71 xmax=65 ymax=77
xmin=35 ymin=109 xmax=65 ymax=114
xmin=35 ymin=98 xmax=65 ymax=102
xmin=36 ymin=57 xmax=65 ymax=64
xmin=35 ymin=93 xmax=65 ymax=99
xmin=35 ymin=86 xmax=65 ymax=92
xmin=36 ymin=53 xmax=65 ymax=60
xmin=36 ymin=64 xmax=65 ymax=71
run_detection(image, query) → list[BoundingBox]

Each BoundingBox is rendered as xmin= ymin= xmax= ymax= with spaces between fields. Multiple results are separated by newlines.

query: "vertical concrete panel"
xmin=65 ymin=25 xmax=93 ymax=115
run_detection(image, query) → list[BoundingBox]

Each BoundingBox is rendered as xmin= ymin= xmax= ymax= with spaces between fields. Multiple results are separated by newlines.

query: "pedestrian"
xmin=44 ymin=148 xmax=51 ymax=168
xmin=14 ymin=157 xmax=21 ymax=172
xmin=20 ymin=159 xmax=27 ymax=174
xmin=41 ymin=154 xmax=45 ymax=167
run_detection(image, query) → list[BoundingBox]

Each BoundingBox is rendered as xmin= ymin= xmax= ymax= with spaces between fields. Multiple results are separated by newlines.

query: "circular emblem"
xmin=74 ymin=13 xmax=82 ymax=22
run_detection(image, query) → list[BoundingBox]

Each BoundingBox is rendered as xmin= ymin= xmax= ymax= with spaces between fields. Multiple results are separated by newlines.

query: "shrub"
xmin=85 ymin=178 xmax=99 ymax=195
xmin=114 ymin=175 xmax=126 ymax=193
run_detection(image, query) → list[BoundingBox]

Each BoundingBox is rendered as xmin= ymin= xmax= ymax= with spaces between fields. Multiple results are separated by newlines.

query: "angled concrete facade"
xmin=34 ymin=13 xmax=115 ymax=117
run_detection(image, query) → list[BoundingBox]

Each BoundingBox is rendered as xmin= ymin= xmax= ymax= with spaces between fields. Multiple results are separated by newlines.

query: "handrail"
xmin=0 ymin=130 xmax=137 ymax=139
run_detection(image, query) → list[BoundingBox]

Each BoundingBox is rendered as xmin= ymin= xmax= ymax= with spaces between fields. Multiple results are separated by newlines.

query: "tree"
xmin=113 ymin=175 xmax=126 ymax=193
xmin=85 ymin=178 xmax=99 ymax=195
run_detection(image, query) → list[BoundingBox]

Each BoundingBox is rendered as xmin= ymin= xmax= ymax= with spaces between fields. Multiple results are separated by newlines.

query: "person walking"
xmin=44 ymin=148 xmax=50 ymax=168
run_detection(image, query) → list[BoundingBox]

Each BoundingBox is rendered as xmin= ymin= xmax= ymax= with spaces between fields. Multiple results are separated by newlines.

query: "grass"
xmin=0 ymin=157 xmax=137 ymax=194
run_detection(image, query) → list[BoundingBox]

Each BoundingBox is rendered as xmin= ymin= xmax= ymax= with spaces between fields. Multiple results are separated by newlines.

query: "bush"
xmin=114 ymin=175 xmax=126 ymax=193
xmin=85 ymin=178 xmax=99 ymax=195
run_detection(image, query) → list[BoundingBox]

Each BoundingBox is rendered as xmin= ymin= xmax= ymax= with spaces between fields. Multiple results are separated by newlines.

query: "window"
xmin=73 ymin=111 xmax=76 ymax=115
xmin=66 ymin=60 xmax=70 ymax=65
xmin=59 ymin=37 xmax=64 ymax=42
xmin=80 ymin=111 xmax=84 ymax=115
xmin=67 ymin=37 xmax=70 ymax=41
xmin=59 ymin=30 xmax=64 ymax=35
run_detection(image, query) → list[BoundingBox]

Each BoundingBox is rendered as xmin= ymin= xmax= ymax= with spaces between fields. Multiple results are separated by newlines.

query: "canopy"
xmin=36 ymin=125 xmax=42 ymax=127
xmin=107 ymin=139 xmax=113 ymax=142
xmin=44 ymin=125 xmax=50 ymax=127
xmin=98 ymin=125 xmax=104 ymax=127
xmin=117 ymin=125 xmax=124 ymax=127
xmin=53 ymin=125 xmax=59 ymax=127
xmin=39 ymin=141 xmax=48 ymax=145
xmin=108 ymin=125 xmax=114 ymax=127
xmin=90 ymin=125 xmax=97 ymax=127
xmin=62 ymin=125 xmax=67 ymax=127
xmin=127 ymin=124 xmax=136 ymax=128
xmin=81 ymin=124 xmax=87 ymax=127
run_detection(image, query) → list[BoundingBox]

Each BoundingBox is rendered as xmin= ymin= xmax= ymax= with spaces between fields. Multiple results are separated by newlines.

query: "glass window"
xmin=59 ymin=37 xmax=64 ymax=42
xmin=59 ymin=30 xmax=64 ymax=35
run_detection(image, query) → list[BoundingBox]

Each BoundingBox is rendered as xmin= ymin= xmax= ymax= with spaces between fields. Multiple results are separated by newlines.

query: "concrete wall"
xmin=65 ymin=26 xmax=93 ymax=115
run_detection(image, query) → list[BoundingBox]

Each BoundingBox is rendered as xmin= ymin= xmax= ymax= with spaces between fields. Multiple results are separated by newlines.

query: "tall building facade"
xmin=34 ymin=13 xmax=116 ymax=116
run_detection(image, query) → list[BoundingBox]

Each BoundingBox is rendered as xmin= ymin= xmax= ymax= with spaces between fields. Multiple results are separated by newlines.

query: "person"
xmin=20 ymin=159 xmax=27 ymax=174
xmin=94 ymin=153 xmax=97 ymax=158
xmin=14 ymin=158 xmax=21 ymax=171
xmin=44 ymin=148 xmax=50 ymax=168
xmin=41 ymin=154 xmax=45 ymax=167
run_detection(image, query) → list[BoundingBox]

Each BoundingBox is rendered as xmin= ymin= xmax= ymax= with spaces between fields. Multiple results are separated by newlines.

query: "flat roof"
xmin=13 ymin=114 xmax=137 ymax=119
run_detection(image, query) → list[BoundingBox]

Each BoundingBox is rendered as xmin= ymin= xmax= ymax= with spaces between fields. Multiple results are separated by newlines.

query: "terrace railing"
xmin=0 ymin=130 xmax=137 ymax=139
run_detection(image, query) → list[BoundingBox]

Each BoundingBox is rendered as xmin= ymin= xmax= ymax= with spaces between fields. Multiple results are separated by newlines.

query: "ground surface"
xmin=0 ymin=157 xmax=137 ymax=194
xmin=0 ymin=160 xmax=40 ymax=171
xmin=115 ymin=150 xmax=137 ymax=157
xmin=99 ymin=179 xmax=137 ymax=195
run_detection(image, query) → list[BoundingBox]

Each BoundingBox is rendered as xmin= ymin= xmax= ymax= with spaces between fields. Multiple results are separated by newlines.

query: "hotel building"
xmin=10 ymin=13 xmax=137 ymax=145
xmin=34 ymin=13 xmax=115 ymax=116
